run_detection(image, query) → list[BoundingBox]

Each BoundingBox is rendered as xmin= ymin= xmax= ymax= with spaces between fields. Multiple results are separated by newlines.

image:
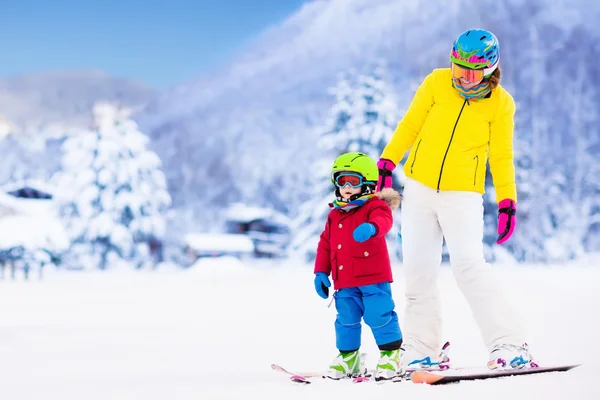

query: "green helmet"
xmin=331 ymin=152 xmax=379 ymax=184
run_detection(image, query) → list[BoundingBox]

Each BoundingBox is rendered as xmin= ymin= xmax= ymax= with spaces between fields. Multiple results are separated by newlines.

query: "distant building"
xmin=223 ymin=203 xmax=292 ymax=258
xmin=183 ymin=233 xmax=254 ymax=265
xmin=0 ymin=180 xmax=69 ymax=279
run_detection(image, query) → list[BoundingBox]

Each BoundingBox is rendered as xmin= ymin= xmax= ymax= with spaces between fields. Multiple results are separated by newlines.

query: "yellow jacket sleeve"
xmin=489 ymin=91 xmax=517 ymax=203
xmin=381 ymin=71 xmax=436 ymax=164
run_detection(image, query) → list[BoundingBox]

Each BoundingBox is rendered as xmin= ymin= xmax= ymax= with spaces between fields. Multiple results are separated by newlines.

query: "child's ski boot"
xmin=374 ymin=349 xmax=403 ymax=381
xmin=325 ymin=350 xmax=366 ymax=379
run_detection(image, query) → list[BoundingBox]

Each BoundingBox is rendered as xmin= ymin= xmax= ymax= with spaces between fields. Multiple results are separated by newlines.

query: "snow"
xmin=184 ymin=233 xmax=255 ymax=253
xmin=0 ymin=261 xmax=598 ymax=399
xmin=0 ymin=214 xmax=69 ymax=250
xmin=0 ymin=194 xmax=55 ymax=216
xmin=0 ymin=190 xmax=69 ymax=251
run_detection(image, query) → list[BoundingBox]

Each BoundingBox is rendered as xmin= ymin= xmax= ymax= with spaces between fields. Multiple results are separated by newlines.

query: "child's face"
xmin=339 ymin=185 xmax=362 ymax=200
xmin=335 ymin=172 xmax=364 ymax=201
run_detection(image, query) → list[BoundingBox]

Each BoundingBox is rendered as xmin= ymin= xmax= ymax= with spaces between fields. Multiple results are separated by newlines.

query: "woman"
xmin=376 ymin=29 xmax=535 ymax=370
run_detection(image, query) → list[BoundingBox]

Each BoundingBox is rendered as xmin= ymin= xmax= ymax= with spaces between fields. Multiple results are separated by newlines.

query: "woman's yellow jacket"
xmin=381 ymin=68 xmax=517 ymax=203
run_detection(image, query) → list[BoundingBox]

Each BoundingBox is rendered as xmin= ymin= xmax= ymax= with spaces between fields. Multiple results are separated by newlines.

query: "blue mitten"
xmin=353 ymin=223 xmax=376 ymax=243
xmin=314 ymin=272 xmax=331 ymax=299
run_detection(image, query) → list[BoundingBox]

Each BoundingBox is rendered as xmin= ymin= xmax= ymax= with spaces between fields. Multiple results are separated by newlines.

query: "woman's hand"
xmin=497 ymin=199 xmax=516 ymax=244
xmin=376 ymin=158 xmax=396 ymax=191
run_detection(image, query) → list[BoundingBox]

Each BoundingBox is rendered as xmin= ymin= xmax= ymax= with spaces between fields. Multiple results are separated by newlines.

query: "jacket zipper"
xmin=410 ymin=139 xmax=422 ymax=174
xmin=437 ymin=99 xmax=468 ymax=191
xmin=473 ymin=155 xmax=479 ymax=186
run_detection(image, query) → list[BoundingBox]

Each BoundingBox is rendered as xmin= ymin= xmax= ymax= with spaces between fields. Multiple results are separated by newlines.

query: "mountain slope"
xmin=135 ymin=0 xmax=600 ymax=247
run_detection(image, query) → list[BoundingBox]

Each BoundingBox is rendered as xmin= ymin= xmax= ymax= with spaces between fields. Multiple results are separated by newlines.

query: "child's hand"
xmin=353 ymin=223 xmax=376 ymax=242
xmin=314 ymin=272 xmax=331 ymax=299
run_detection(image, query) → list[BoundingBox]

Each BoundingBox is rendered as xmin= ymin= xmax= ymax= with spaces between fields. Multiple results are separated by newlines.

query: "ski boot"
xmin=487 ymin=343 xmax=538 ymax=370
xmin=374 ymin=349 xmax=403 ymax=381
xmin=325 ymin=350 xmax=366 ymax=379
xmin=402 ymin=341 xmax=451 ymax=371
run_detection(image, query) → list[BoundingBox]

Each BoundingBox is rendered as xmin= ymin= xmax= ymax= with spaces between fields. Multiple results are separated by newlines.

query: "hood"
xmin=375 ymin=188 xmax=401 ymax=210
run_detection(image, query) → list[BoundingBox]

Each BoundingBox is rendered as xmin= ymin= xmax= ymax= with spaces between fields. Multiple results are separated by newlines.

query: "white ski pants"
xmin=400 ymin=178 xmax=525 ymax=356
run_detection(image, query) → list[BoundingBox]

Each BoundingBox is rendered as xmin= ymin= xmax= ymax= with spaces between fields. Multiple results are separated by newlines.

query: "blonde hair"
xmin=487 ymin=66 xmax=501 ymax=89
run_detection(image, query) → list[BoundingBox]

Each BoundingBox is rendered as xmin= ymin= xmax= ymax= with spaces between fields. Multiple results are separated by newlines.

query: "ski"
xmin=289 ymin=374 xmax=312 ymax=385
xmin=410 ymin=363 xmax=582 ymax=385
xmin=272 ymin=363 xmax=456 ymax=385
xmin=272 ymin=342 xmax=473 ymax=385
xmin=271 ymin=352 xmax=370 ymax=384
xmin=270 ymin=363 xmax=323 ymax=378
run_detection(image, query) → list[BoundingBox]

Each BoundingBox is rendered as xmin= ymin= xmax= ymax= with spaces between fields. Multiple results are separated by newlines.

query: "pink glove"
xmin=497 ymin=199 xmax=516 ymax=244
xmin=376 ymin=158 xmax=396 ymax=192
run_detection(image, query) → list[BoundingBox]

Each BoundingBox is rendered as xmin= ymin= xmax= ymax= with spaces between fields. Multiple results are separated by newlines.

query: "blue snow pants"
xmin=334 ymin=282 xmax=402 ymax=351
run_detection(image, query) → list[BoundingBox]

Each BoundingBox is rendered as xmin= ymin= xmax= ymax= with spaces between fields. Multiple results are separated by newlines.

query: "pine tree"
xmin=290 ymin=62 xmax=402 ymax=261
xmin=502 ymin=27 xmax=600 ymax=263
xmin=288 ymin=70 xmax=355 ymax=261
xmin=52 ymin=103 xmax=172 ymax=270
xmin=543 ymin=53 xmax=599 ymax=261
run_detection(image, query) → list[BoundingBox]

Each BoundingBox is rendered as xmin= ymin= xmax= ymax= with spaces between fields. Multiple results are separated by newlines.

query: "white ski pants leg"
xmin=401 ymin=178 xmax=525 ymax=355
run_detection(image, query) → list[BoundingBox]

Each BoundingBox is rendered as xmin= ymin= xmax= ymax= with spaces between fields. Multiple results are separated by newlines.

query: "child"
xmin=313 ymin=151 xmax=403 ymax=381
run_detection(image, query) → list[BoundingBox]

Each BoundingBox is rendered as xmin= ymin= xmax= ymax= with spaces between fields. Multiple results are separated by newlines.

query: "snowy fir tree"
xmin=318 ymin=60 xmax=402 ymax=162
xmin=52 ymin=103 xmax=172 ymax=270
xmin=540 ymin=53 xmax=600 ymax=261
xmin=290 ymin=62 xmax=402 ymax=261
xmin=354 ymin=60 xmax=403 ymax=162
xmin=287 ymin=70 xmax=352 ymax=261
xmin=494 ymin=24 xmax=600 ymax=263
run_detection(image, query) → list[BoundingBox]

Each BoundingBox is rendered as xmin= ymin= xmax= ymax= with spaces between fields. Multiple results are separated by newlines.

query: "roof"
xmin=0 ymin=179 xmax=57 ymax=196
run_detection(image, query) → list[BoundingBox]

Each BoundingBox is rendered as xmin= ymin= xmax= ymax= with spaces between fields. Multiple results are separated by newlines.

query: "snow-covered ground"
xmin=0 ymin=257 xmax=598 ymax=399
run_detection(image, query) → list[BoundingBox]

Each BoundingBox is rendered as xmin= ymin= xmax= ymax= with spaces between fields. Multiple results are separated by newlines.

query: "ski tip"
xmin=290 ymin=375 xmax=311 ymax=384
xmin=411 ymin=371 xmax=444 ymax=385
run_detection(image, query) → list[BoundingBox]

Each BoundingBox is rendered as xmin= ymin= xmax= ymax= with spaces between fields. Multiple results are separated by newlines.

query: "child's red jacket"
xmin=314 ymin=188 xmax=401 ymax=290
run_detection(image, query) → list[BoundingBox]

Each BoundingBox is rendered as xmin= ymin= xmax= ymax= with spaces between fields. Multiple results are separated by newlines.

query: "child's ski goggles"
xmin=451 ymin=62 xmax=497 ymax=83
xmin=334 ymin=173 xmax=366 ymax=188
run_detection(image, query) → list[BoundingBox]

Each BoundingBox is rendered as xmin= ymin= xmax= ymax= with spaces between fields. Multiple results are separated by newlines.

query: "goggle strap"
xmin=482 ymin=61 xmax=499 ymax=77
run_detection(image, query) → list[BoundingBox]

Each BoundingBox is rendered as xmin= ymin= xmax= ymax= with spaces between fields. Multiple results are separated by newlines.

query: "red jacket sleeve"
xmin=367 ymin=202 xmax=393 ymax=238
xmin=314 ymin=216 xmax=332 ymax=275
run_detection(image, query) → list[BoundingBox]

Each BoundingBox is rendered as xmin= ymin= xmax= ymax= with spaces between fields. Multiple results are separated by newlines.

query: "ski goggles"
xmin=334 ymin=173 xmax=365 ymax=188
xmin=451 ymin=62 xmax=497 ymax=83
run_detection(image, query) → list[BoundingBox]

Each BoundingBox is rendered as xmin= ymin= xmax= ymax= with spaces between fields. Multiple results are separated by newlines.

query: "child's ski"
xmin=271 ymin=363 xmax=323 ymax=379
xmin=272 ymin=364 xmax=456 ymax=385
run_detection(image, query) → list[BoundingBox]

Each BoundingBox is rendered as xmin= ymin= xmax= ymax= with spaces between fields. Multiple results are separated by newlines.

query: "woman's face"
xmin=452 ymin=63 xmax=485 ymax=89
xmin=458 ymin=77 xmax=483 ymax=89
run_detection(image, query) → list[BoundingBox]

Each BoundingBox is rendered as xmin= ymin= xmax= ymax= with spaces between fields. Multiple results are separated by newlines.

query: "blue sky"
xmin=0 ymin=0 xmax=306 ymax=88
